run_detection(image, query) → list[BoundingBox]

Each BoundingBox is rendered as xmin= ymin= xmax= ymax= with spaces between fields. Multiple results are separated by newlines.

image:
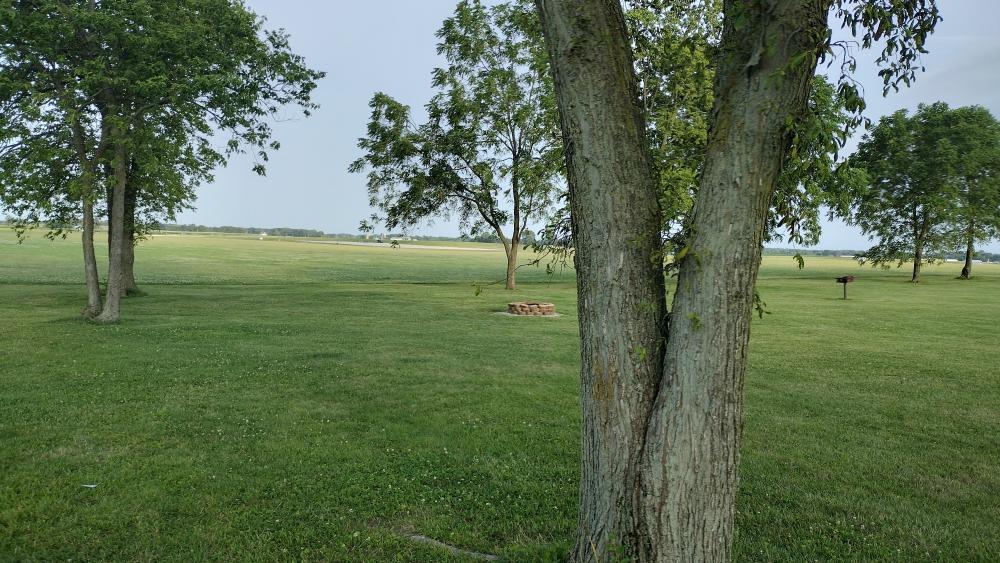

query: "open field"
xmin=2 ymin=228 xmax=999 ymax=561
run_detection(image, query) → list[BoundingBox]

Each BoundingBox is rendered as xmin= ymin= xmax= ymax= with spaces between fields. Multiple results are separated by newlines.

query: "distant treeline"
xmin=159 ymin=223 xmax=327 ymax=237
xmin=764 ymin=247 xmax=1000 ymax=263
xmin=156 ymin=223 xmax=485 ymax=242
xmin=6 ymin=219 xmax=996 ymax=261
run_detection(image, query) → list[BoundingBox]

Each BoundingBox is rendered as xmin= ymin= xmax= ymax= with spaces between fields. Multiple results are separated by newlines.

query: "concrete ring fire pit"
xmin=507 ymin=301 xmax=557 ymax=316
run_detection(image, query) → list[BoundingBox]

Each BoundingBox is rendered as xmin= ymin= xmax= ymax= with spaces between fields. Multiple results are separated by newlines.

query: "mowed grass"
xmin=1 ymin=228 xmax=998 ymax=561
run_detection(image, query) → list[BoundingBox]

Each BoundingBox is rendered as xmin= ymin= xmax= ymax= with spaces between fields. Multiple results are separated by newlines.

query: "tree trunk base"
xmin=81 ymin=306 xmax=101 ymax=319
xmin=92 ymin=312 xmax=121 ymax=324
xmin=125 ymin=286 xmax=146 ymax=297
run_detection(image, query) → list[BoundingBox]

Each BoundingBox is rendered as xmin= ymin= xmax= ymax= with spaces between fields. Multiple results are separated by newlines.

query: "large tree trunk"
xmin=960 ymin=226 xmax=974 ymax=279
xmin=81 ymin=197 xmax=102 ymax=317
xmin=536 ymin=0 xmax=667 ymax=558
xmin=538 ymin=0 xmax=828 ymax=559
xmin=96 ymin=134 xmax=128 ymax=323
xmin=638 ymin=2 xmax=827 ymax=558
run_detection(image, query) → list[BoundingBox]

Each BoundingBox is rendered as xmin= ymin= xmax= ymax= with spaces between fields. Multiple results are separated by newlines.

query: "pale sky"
xmin=174 ymin=0 xmax=1000 ymax=252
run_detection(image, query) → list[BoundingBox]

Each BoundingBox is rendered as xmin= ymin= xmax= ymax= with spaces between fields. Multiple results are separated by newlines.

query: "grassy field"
xmin=1 ymin=228 xmax=998 ymax=561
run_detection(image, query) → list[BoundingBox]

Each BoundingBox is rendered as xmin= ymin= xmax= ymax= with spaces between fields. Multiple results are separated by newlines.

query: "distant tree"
xmin=520 ymin=228 xmax=536 ymax=246
xmin=351 ymin=0 xmax=562 ymax=290
xmin=947 ymin=106 xmax=1000 ymax=279
xmin=0 ymin=0 xmax=322 ymax=321
xmin=833 ymin=103 xmax=978 ymax=282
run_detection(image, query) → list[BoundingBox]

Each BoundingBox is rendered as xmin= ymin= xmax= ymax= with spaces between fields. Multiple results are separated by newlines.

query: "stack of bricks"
xmin=507 ymin=302 xmax=556 ymax=316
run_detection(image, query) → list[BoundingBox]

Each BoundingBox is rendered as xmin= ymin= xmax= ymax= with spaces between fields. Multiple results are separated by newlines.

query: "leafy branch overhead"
xmin=539 ymin=1 xmax=863 ymax=267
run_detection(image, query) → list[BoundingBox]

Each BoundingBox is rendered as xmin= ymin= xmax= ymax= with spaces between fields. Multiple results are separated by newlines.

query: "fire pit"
xmin=507 ymin=301 xmax=557 ymax=316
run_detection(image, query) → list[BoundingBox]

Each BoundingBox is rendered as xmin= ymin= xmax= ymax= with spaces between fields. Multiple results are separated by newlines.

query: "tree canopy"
xmin=0 ymin=0 xmax=323 ymax=320
xmin=537 ymin=1 xmax=860 ymax=264
xmin=948 ymin=106 xmax=1000 ymax=278
xmin=832 ymin=102 xmax=1000 ymax=281
xmin=350 ymin=0 xmax=561 ymax=290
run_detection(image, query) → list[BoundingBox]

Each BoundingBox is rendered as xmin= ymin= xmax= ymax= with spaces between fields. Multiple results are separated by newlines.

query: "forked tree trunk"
xmin=538 ymin=0 xmax=828 ymax=559
xmin=96 ymin=135 xmax=128 ymax=323
xmin=499 ymin=230 xmax=521 ymax=290
xmin=81 ymin=197 xmax=102 ymax=316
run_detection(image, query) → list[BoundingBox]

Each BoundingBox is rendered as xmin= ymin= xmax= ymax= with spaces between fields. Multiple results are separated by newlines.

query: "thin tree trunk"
xmin=538 ymin=0 xmax=828 ymax=559
xmin=537 ymin=1 xmax=666 ymax=557
xmin=508 ymin=157 xmax=522 ymax=291
xmin=960 ymin=226 xmax=974 ymax=279
xmin=505 ymin=241 xmax=519 ymax=290
xmin=70 ymin=117 xmax=104 ymax=317
xmin=96 ymin=133 xmax=127 ymax=323
xmin=912 ymin=240 xmax=923 ymax=282
xmin=123 ymin=178 xmax=138 ymax=294
xmin=81 ymin=197 xmax=102 ymax=316
xmin=911 ymin=213 xmax=930 ymax=283
xmin=123 ymin=224 xmax=137 ymax=294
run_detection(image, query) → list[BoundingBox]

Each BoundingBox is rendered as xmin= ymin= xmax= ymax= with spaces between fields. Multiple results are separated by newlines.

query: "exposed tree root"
xmin=406 ymin=534 xmax=499 ymax=561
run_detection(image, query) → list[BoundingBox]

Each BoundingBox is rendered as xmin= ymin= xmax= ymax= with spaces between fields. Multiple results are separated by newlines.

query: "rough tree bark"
xmin=537 ymin=0 xmax=829 ymax=559
xmin=637 ymin=2 xmax=828 ymax=558
xmin=535 ymin=1 xmax=667 ymax=558
xmin=95 ymin=132 xmax=128 ymax=323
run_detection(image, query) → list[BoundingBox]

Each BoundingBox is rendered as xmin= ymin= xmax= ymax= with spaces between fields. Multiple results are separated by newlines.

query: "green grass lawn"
xmin=1 ymin=228 xmax=998 ymax=561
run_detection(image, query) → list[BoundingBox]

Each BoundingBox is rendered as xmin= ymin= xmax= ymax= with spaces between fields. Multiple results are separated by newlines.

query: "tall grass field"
xmin=2 ymin=228 xmax=998 ymax=561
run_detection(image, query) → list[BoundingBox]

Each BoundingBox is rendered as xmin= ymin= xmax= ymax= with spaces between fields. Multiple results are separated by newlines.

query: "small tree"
xmin=834 ymin=103 xmax=972 ymax=282
xmin=351 ymin=0 xmax=562 ymax=290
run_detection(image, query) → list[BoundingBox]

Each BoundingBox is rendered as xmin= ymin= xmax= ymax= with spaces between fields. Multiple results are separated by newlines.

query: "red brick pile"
xmin=507 ymin=302 xmax=556 ymax=316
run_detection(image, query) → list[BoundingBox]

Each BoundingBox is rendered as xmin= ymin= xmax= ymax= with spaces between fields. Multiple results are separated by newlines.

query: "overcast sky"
xmin=174 ymin=0 xmax=1000 ymax=252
